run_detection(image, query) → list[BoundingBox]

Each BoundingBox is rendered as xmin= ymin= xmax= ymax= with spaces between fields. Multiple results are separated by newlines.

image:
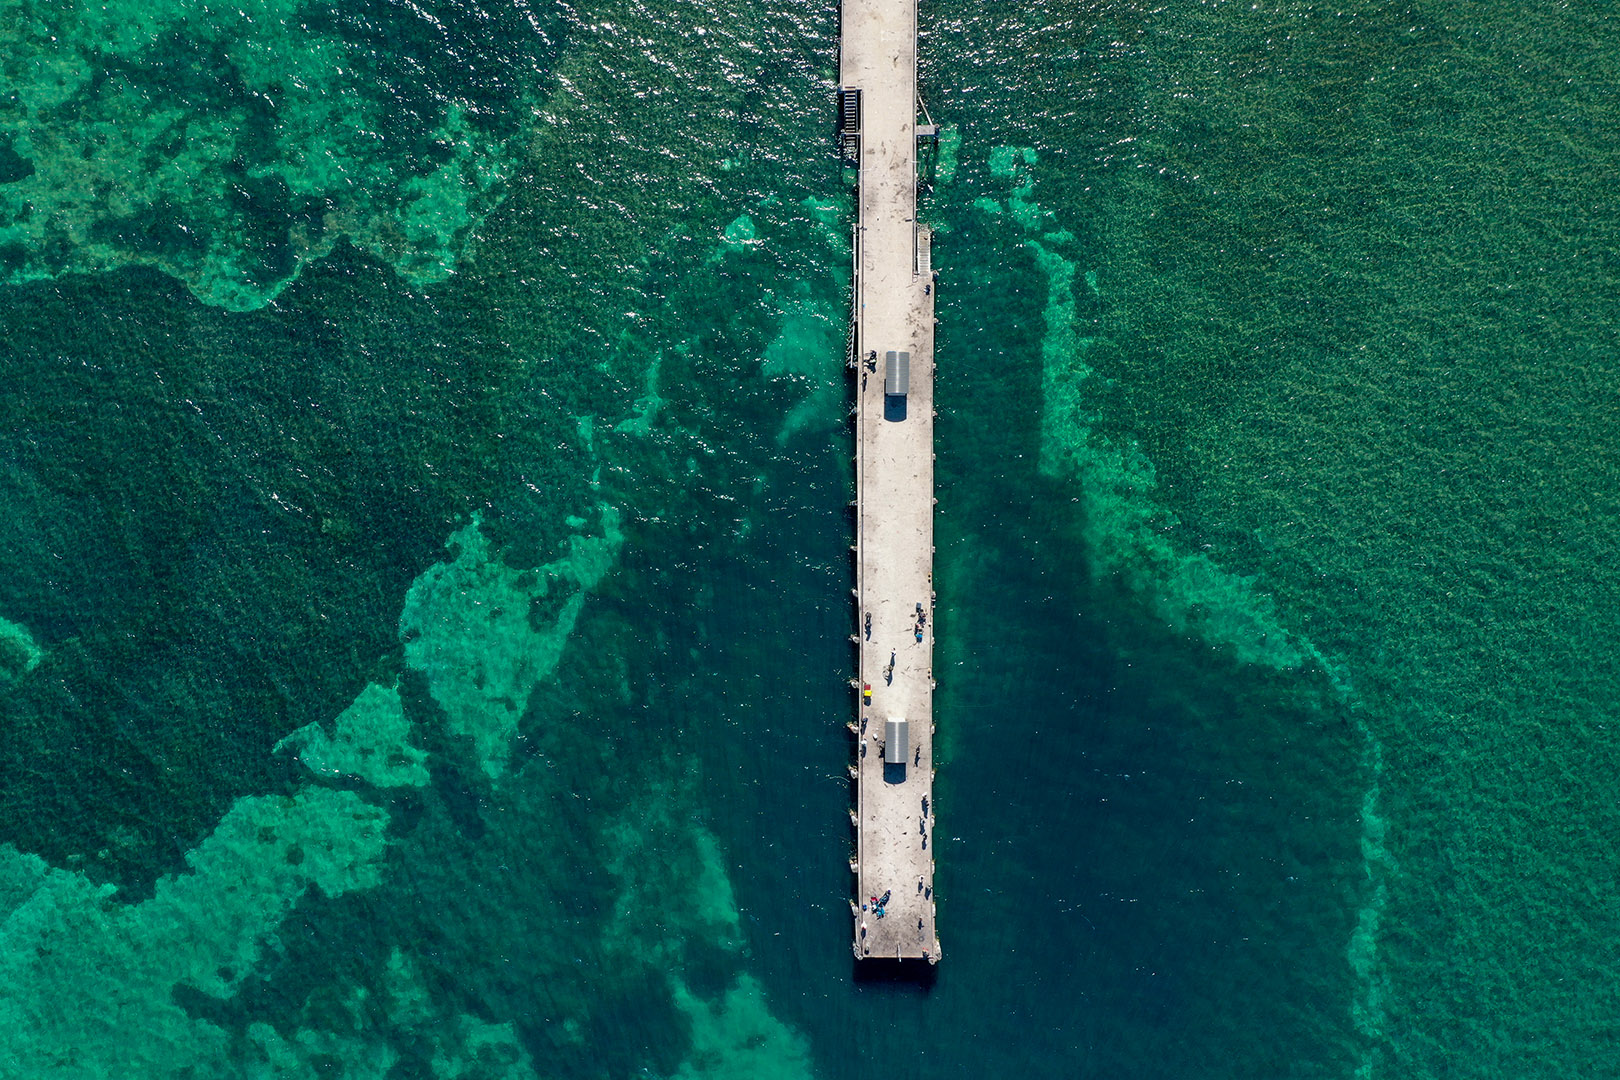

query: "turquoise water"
xmin=0 ymin=0 xmax=1616 ymax=1076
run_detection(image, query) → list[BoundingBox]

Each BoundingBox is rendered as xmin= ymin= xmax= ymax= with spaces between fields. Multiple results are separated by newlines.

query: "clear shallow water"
xmin=0 ymin=0 xmax=1616 ymax=1077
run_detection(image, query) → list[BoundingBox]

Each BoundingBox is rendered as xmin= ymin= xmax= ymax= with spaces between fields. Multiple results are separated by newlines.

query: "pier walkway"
xmin=841 ymin=0 xmax=939 ymax=963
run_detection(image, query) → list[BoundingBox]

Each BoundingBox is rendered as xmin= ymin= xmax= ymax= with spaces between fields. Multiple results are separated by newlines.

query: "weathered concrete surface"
xmin=843 ymin=0 xmax=939 ymax=963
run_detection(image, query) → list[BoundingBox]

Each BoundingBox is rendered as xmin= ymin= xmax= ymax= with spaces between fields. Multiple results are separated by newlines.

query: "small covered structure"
xmin=884 ymin=717 xmax=909 ymax=765
xmin=883 ymin=350 xmax=910 ymax=421
xmin=884 ymin=350 xmax=910 ymax=397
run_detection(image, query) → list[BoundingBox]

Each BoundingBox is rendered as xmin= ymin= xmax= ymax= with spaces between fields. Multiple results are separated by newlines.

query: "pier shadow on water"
xmin=851 ymin=955 xmax=939 ymax=991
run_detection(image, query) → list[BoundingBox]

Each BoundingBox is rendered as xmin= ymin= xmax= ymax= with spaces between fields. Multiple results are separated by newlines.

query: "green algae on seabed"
xmin=982 ymin=150 xmax=1400 ymax=1065
xmin=762 ymin=282 xmax=844 ymax=445
xmin=800 ymin=196 xmax=846 ymax=247
xmin=0 ymin=0 xmax=838 ymax=1072
xmin=600 ymin=782 xmax=744 ymax=961
xmin=0 ymin=615 xmax=42 ymax=685
xmin=387 ymin=510 xmax=811 ymax=1078
xmin=275 ymin=681 xmax=429 ymax=788
xmin=244 ymin=943 xmax=541 ymax=1080
xmin=668 ymin=976 xmax=815 ymax=1080
xmin=400 ymin=506 xmax=624 ymax=778
xmin=0 ymin=494 xmax=807 ymax=1079
xmin=0 ymin=788 xmax=386 ymax=1076
xmin=988 ymin=144 xmax=1398 ymax=1074
xmin=593 ymin=772 xmax=813 ymax=1080
xmin=615 ymin=347 xmax=668 ymax=437
xmin=722 ymin=214 xmax=760 ymax=247
xmin=0 ymin=0 xmax=550 ymax=310
xmin=368 ymin=948 xmax=539 ymax=1079
xmin=934 ymin=124 xmax=962 ymax=185
xmin=349 ymin=513 xmax=809 ymax=1080
xmin=1348 ymin=744 xmax=1395 ymax=1080
xmin=987 ymin=147 xmax=1314 ymax=671
xmin=246 ymin=1012 xmax=400 ymax=1080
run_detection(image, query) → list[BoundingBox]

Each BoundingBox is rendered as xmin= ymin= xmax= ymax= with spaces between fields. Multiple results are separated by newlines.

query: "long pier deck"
xmin=842 ymin=0 xmax=939 ymax=963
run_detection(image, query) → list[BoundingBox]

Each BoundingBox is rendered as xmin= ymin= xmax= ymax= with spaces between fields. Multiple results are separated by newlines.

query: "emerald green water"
xmin=0 ymin=0 xmax=1615 ymax=1076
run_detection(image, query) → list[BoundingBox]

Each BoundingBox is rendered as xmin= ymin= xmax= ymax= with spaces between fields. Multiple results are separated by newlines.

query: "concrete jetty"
xmin=841 ymin=0 xmax=939 ymax=963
